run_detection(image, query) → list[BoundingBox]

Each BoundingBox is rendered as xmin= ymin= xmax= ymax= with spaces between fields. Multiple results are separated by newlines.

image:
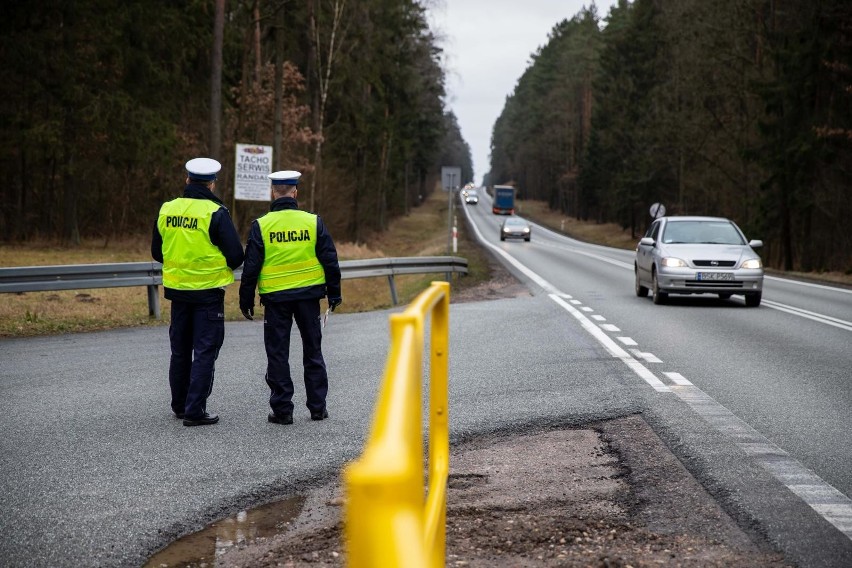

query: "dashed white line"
xmin=549 ymin=295 xmax=670 ymax=393
xmin=617 ymin=337 xmax=638 ymax=346
xmin=600 ymin=324 xmax=620 ymax=332
xmin=663 ymin=371 xmax=692 ymax=385
xmin=630 ymin=350 xmax=662 ymax=364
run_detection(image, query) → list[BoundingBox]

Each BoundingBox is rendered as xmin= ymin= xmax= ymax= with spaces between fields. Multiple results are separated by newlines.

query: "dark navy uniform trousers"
xmin=168 ymin=300 xmax=225 ymax=419
xmin=263 ymin=299 xmax=328 ymax=417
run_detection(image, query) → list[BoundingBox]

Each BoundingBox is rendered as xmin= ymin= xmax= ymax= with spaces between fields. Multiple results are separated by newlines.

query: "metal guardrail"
xmin=0 ymin=257 xmax=468 ymax=319
xmin=343 ymin=281 xmax=450 ymax=568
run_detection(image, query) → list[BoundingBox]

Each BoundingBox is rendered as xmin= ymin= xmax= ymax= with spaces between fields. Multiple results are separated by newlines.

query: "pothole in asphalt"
xmin=144 ymin=495 xmax=306 ymax=567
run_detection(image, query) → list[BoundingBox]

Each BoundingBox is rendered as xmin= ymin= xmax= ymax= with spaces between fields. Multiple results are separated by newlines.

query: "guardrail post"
xmin=387 ymin=274 xmax=399 ymax=306
xmin=147 ymin=285 xmax=161 ymax=319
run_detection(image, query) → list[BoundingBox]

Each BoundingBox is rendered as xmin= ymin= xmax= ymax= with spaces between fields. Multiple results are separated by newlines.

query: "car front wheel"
xmin=652 ymin=269 xmax=668 ymax=305
xmin=635 ymin=268 xmax=649 ymax=297
xmin=745 ymin=292 xmax=762 ymax=307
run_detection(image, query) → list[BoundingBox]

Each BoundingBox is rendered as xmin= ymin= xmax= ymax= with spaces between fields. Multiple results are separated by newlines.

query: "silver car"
xmin=635 ymin=216 xmax=764 ymax=306
xmin=500 ymin=216 xmax=531 ymax=241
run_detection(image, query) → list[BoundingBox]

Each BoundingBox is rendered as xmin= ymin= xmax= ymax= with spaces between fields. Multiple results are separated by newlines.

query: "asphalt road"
xmin=1 ymin=196 xmax=850 ymax=567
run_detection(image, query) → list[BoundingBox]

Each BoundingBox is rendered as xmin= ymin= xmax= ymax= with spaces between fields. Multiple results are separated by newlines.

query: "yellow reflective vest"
xmin=257 ymin=210 xmax=326 ymax=294
xmin=157 ymin=198 xmax=234 ymax=290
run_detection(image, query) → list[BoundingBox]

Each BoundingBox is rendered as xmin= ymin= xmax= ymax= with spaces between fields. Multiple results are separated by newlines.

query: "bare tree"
xmin=273 ymin=2 xmax=285 ymax=169
xmin=210 ymin=0 xmax=226 ymax=159
xmin=309 ymin=0 xmax=347 ymax=211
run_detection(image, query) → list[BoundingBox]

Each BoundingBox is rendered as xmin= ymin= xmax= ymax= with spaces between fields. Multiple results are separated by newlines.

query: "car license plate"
xmin=696 ymin=272 xmax=733 ymax=281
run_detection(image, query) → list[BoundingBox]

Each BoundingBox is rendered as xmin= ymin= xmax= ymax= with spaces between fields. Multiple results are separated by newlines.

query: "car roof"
xmin=661 ymin=216 xmax=731 ymax=222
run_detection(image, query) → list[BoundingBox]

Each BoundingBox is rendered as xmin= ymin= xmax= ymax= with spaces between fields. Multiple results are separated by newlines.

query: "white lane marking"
xmin=581 ymin=307 xmax=594 ymax=312
xmin=570 ymin=299 xmax=582 ymax=305
xmin=600 ymin=324 xmax=621 ymax=332
xmin=630 ymin=350 xmax=662 ymax=364
xmin=672 ymin=381 xmax=852 ymax=541
xmin=535 ymin=238 xmax=635 ymax=270
xmin=592 ymin=315 xmax=606 ymax=321
xmin=617 ymin=337 xmax=638 ymax=346
xmin=549 ymin=295 xmax=670 ymax=393
xmin=765 ymin=275 xmax=852 ymax=295
xmin=663 ymin=371 xmax=692 ymax=385
xmin=762 ymin=299 xmax=852 ymax=332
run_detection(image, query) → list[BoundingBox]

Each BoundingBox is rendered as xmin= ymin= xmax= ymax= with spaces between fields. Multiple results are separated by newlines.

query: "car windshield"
xmin=505 ymin=218 xmax=526 ymax=226
xmin=661 ymin=220 xmax=745 ymax=245
xmin=468 ymin=190 xmax=478 ymax=196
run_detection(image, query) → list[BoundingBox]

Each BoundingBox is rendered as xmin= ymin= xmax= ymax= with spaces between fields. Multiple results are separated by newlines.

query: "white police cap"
xmin=185 ymin=157 xmax=222 ymax=181
xmin=268 ymin=170 xmax=302 ymax=186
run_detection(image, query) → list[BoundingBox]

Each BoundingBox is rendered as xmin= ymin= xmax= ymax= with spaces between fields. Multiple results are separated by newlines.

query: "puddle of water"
xmin=145 ymin=495 xmax=306 ymax=568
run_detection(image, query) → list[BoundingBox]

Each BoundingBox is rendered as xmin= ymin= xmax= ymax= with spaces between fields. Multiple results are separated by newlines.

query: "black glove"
xmin=240 ymin=305 xmax=254 ymax=320
xmin=328 ymin=297 xmax=342 ymax=312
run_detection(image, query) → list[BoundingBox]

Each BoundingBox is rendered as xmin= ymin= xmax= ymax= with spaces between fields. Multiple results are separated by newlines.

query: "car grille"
xmin=684 ymin=281 xmax=744 ymax=288
xmin=692 ymin=260 xmax=737 ymax=267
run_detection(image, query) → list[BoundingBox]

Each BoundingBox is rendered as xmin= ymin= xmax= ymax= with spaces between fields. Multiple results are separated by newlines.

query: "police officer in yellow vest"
xmin=239 ymin=170 xmax=342 ymax=425
xmin=151 ymin=158 xmax=244 ymax=427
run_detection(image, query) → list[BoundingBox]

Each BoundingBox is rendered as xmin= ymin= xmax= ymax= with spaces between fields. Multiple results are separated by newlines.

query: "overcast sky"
xmin=428 ymin=0 xmax=619 ymax=184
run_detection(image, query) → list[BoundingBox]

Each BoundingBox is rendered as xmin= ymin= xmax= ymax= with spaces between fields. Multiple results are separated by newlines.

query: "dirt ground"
xmin=209 ymin=260 xmax=790 ymax=568
xmin=214 ymin=415 xmax=788 ymax=568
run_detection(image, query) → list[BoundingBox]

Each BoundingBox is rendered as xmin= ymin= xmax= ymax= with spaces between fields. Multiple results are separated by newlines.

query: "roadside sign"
xmin=441 ymin=166 xmax=461 ymax=192
xmin=650 ymin=202 xmax=666 ymax=219
xmin=234 ymin=143 xmax=273 ymax=201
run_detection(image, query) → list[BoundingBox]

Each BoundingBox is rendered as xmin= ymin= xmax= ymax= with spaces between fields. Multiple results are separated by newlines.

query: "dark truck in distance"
xmin=492 ymin=185 xmax=515 ymax=215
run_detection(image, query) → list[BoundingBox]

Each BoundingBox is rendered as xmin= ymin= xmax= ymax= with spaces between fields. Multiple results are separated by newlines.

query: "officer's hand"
xmin=328 ymin=297 xmax=342 ymax=312
xmin=240 ymin=306 xmax=254 ymax=320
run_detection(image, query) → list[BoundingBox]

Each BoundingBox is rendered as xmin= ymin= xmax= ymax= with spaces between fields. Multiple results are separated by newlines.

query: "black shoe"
xmin=311 ymin=409 xmax=329 ymax=421
xmin=268 ymin=412 xmax=293 ymax=425
xmin=174 ymin=412 xmax=185 ymax=419
xmin=183 ymin=413 xmax=219 ymax=427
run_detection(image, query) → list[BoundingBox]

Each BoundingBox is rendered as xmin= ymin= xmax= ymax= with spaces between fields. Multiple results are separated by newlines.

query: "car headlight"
xmin=523 ymin=228 xmax=530 ymax=233
xmin=661 ymin=257 xmax=687 ymax=268
xmin=740 ymin=259 xmax=762 ymax=269
xmin=503 ymin=227 xmax=511 ymax=233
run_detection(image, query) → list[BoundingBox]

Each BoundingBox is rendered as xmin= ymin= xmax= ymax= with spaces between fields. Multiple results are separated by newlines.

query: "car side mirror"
xmin=639 ymin=237 xmax=655 ymax=246
xmin=748 ymin=239 xmax=763 ymax=249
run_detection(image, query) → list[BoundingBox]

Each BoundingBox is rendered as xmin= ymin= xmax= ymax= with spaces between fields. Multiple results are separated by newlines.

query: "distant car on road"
xmin=500 ymin=216 xmax=531 ymax=242
xmin=635 ymin=216 xmax=764 ymax=306
xmin=464 ymin=189 xmax=479 ymax=204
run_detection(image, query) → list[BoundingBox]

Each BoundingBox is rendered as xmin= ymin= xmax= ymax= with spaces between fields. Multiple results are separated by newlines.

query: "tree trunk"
xmin=209 ymin=0 xmax=225 ymax=159
xmin=310 ymin=0 xmax=347 ymax=212
xmin=273 ymin=3 xmax=284 ymax=170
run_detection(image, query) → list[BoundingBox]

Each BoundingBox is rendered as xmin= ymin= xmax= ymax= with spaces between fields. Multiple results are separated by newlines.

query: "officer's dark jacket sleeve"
xmin=316 ymin=216 xmax=341 ymax=299
xmin=151 ymin=222 xmax=164 ymax=263
xmin=239 ymin=220 xmax=264 ymax=309
xmin=209 ymin=207 xmax=245 ymax=270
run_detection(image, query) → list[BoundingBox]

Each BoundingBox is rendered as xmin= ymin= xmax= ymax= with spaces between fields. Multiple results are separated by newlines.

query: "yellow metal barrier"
xmin=344 ymin=281 xmax=450 ymax=568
